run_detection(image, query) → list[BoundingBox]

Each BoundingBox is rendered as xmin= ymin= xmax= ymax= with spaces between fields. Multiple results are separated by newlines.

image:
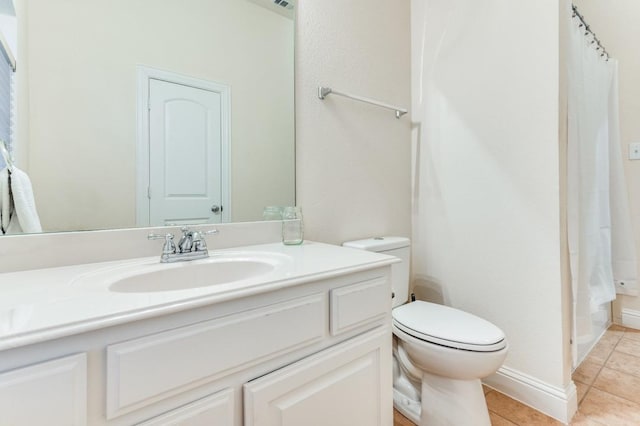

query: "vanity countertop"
xmin=0 ymin=241 xmax=397 ymax=351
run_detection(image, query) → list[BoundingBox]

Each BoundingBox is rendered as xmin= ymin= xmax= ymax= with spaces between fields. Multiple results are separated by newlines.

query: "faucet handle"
xmin=148 ymin=233 xmax=171 ymax=240
xmin=148 ymin=233 xmax=177 ymax=256
xmin=192 ymin=229 xmax=219 ymax=252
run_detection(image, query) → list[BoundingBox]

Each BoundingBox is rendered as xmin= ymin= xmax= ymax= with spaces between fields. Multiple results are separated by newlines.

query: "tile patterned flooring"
xmin=393 ymin=325 xmax=640 ymax=425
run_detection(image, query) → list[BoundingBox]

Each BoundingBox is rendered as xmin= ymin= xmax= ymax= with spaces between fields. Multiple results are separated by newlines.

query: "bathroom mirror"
xmin=3 ymin=0 xmax=295 ymax=234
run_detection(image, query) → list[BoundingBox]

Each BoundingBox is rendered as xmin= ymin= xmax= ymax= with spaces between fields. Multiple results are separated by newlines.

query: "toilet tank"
xmin=342 ymin=237 xmax=410 ymax=308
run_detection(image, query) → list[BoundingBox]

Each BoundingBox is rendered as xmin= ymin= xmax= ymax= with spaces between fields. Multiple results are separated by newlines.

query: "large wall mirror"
xmin=0 ymin=0 xmax=295 ymax=234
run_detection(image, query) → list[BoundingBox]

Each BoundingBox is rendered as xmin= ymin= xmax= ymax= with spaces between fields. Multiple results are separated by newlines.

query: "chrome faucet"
xmin=148 ymin=227 xmax=219 ymax=263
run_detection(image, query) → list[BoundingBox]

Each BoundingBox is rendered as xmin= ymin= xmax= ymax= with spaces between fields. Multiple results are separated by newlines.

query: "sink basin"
xmin=110 ymin=259 xmax=275 ymax=293
xmin=72 ymin=251 xmax=291 ymax=293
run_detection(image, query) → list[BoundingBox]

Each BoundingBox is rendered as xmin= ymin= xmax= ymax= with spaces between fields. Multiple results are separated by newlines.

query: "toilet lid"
xmin=392 ymin=301 xmax=506 ymax=352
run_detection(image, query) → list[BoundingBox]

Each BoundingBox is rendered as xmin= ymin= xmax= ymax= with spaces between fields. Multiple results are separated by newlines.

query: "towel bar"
xmin=317 ymin=86 xmax=408 ymax=119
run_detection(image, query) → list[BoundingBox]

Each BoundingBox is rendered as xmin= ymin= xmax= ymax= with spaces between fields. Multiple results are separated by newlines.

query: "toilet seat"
xmin=392 ymin=301 xmax=506 ymax=352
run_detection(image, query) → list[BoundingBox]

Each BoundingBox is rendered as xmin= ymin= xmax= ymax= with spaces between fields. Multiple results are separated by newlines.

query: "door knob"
xmin=211 ymin=205 xmax=222 ymax=214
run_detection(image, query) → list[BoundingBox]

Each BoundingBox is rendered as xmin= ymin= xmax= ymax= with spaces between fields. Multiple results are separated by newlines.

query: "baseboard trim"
xmin=621 ymin=308 xmax=640 ymax=330
xmin=483 ymin=365 xmax=577 ymax=425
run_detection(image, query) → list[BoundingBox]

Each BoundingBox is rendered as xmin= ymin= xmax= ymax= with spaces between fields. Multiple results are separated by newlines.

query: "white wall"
xmin=295 ymin=0 xmax=412 ymax=245
xmin=570 ymin=0 xmax=640 ymax=328
xmin=411 ymin=0 xmax=573 ymax=420
xmin=19 ymin=0 xmax=294 ymax=231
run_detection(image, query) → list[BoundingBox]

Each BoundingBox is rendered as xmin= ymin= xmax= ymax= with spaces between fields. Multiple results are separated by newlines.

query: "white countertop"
xmin=0 ymin=241 xmax=397 ymax=351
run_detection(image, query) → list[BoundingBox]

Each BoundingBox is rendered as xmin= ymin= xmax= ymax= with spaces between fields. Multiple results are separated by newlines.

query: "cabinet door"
xmin=137 ymin=388 xmax=234 ymax=426
xmin=244 ymin=328 xmax=392 ymax=426
xmin=0 ymin=353 xmax=87 ymax=425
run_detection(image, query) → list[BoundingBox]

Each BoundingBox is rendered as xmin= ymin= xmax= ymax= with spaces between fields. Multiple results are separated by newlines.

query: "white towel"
xmin=0 ymin=167 xmax=42 ymax=234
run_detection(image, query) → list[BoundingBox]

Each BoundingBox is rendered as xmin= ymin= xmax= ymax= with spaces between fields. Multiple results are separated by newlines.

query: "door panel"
xmin=149 ymin=79 xmax=223 ymax=226
xmin=164 ymin=100 xmax=209 ymax=196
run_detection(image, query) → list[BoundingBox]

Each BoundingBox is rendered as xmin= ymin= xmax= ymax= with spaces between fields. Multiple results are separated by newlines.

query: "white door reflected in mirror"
xmin=145 ymin=76 xmax=229 ymax=226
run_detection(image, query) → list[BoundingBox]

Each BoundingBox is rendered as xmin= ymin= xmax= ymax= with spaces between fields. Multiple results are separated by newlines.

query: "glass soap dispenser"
xmin=282 ymin=206 xmax=303 ymax=245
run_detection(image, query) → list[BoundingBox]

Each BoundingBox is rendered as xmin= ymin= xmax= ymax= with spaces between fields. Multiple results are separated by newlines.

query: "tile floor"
xmin=393 ymin=325 xmax=640 ymax=425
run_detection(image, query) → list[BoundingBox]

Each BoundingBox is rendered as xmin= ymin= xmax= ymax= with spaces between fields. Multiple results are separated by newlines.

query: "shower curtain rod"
xmin=571 ymin=4 xmax=610 ymax=60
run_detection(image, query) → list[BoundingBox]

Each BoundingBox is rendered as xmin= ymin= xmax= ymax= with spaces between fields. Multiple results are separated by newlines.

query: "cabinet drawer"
xmin=137 ymin=388 xmax=234 ymax=426
xmin=330 ymin=276 xmax=389 ymax=335
xmin=0 ymin=353 xmax=87 ymax=426
xmin=107 ymin=293 xmax=326 ymax=418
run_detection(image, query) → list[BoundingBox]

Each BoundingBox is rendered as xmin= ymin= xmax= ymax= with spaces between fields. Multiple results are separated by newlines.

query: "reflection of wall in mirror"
xmin=571 ymin=0 xmax=640 ymax=325
xmin=17 ymin=0 xmax=294 ymax=232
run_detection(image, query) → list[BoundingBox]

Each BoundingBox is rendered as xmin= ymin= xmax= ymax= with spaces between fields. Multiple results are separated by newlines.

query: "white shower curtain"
xmin=567 ymin=4 xmax=638 ymax=365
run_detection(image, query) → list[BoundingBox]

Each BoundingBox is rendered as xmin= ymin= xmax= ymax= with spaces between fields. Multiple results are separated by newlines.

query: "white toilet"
xmin=343 ymin=237 xmax=508 ymax=426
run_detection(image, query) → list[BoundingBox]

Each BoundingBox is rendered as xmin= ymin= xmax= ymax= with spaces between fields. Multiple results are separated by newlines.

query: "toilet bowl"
xmin=392 ymin=300 xmax=508 ymax=425
xmin=343 ymin=237 xmax=508 ymax=426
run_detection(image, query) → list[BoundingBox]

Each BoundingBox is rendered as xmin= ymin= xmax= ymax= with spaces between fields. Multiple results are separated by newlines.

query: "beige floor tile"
xmin=593 ymin=367 xmax=640 ymax=405
xmin=485 ymin=391 xmax=563 ymax=425
xmin=601 ymin=328 xmax=625 ymax=345
xmin=573 ymin=360 xmax=603 ymax=386
xmin=489 ymin=411 xmax=517 ymax=426
xmin=606 ymin=350 xmax=640 ymax=378
xmin=587 ymin=338 xmax=618 ymax=365
xmin=615 ymin=337 xmax=640 ymax=357
xmin=575 ymin=381 xmax=590 ymax=405
xmin=608 ymin=324 xmax=627 ymax=332
xmin=580 ymin=387 xmax=640 ymax=425
xmin=393 ymin=408 xmax=415 ymax=426
xmin=622 ymin=328 xmax=640 ymax=342
xmin=570 ymin=410 xmax=607 ymax=425
xmin=483 ymin=385 xmax=493 ymax=395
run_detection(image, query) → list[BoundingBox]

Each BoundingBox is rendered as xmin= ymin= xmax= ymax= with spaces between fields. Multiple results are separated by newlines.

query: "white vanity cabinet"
xmin=0 ymin=266 xmax=392 ymax=426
